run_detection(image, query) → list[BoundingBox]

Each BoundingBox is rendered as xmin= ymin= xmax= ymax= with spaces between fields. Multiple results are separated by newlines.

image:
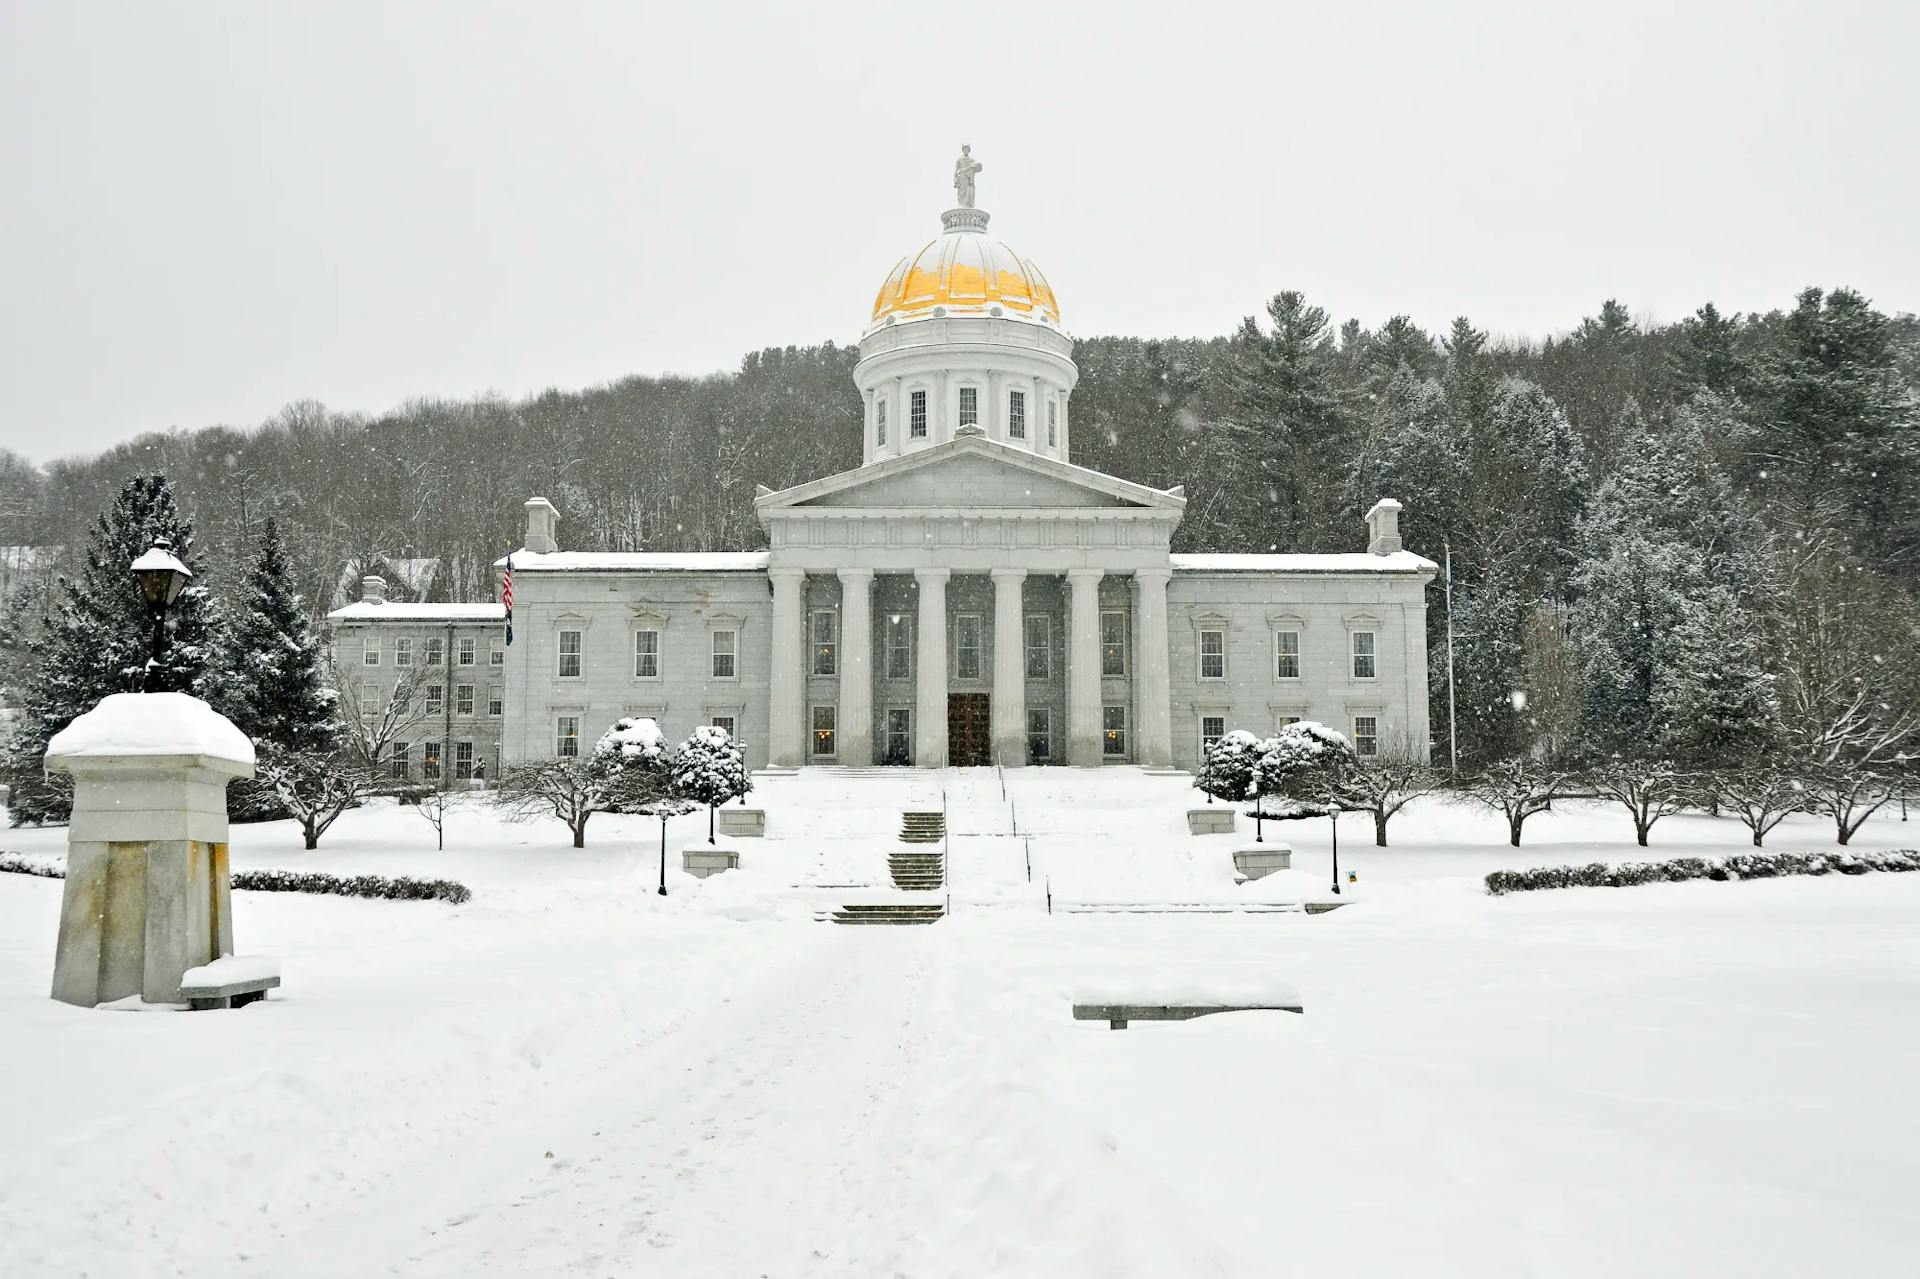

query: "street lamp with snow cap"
xmin=130 ymin=538 xmax=192 ymax=692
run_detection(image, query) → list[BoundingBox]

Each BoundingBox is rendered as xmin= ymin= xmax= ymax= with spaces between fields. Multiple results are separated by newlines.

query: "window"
xmin=876 ymin=399 xmax=888 ymax=446
xmin=1024 ymin=614 xmax=1049 ymax=679
xmin=486 ymin=689 xmax=503 ymax=717
xmin=1100 ymin=611 xmax=1127 ymax=677
xmin=1278 ymin=714 xmax=1303 ymax=729
xmin=1352 ymin=631 xmax=1377 ymax=680
xmin=489 ymin=644 xmax=504 ymax=667
xmin=811 ymin=705 xmax=836 ymax=757
xmin=634 ymin=629 xmax=660 ymax=679
xmin=910 ymin=390 xmax=928 ymax=438
xmin=885 ymin=708 xmax=911 ymax=764
xmin=456 ymin=685 xmax=474 ymax=716
xmin=1026 ymin=708 xmax=1051 ymax=763
xmin=424 ymin=637 xmax=444 ymax=666
xmin=557 ymin=629 xmax=582 ymax=678
xmin=555 ymin=716 xmax=580 ymax=757
xmin=1047 ymin=401 xmax=1058 ymax=447
xmin=1353 ymin=715 xmax=1379 ymax=757
xmin=422 ymin=742 xmax=441 ymax=780
xmin=712 ymin=629 xmax=737 ymax=679
xmin=393 ymin=684 xmax=411 ymax=715
xmin=363 ymin=637 xmax=380 ymax=667
xmin=454 ymin=741 xmax=475 ymax=780
xmin=1102 ymin=705 xmax=1127 ymax=757
xmin=958 ymin=385 xmax=978 ymax=428
xmin=394 ymin=637 xmax=413 ymax=668
xmin=955 ymin=614 xmax=982 ymax=680
xmin=1201 ymin=715 xmax=1226 ymax=757
xmin=811 ymin=610 xmax=837 ymax=676
xmin=458 ymin=637 xmax=476 ymax=666
xmin=1199 ymin=628 xmax=1226 ymax=680
xmin=390 ymin=742 xmax=410 ymax=779
xmin=885 ymin=614 xmax=911 ymax=679
xmin=1275 ymin=630 xmax=1301 ymax=679
xmin=712 ymin=715 xmax=736 ymax=738
xmin=423 ymin=683 xmax=444 ymax=715
xmin=1008 ymin=390 xmax=1026 ymax=439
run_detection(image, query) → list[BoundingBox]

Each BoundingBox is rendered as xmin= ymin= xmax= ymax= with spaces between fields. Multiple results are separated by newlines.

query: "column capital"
xmin=768 ymin=566 xmax=806 ymax=583
xmin=1132 ymin=566 xmax=1173 ymax=582
xmin=989 ymin=567 xmax=1028 ymax=584
xmin=836 ymin=566 xmax=875 ymax=584
xmin=914 ymin=567 xmax=951 ymax=585
xmin=1065 ymin=566 xmax=1106 ymax=585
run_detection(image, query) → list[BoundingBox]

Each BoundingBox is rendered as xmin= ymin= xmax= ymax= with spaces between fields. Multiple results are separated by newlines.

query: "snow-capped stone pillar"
xmin=914 ymin=567 xmax=950 ymax=768
xmin=990 ymin=568 xmax=1027 ymax=767
xmin=45 ymin=693 xmax=256 ymax=1007
xmin=768 ymin=567 xmax=807 ymax=768
xmin=1066 ymin=567 xmax=1104 ymax=767
xmin=1132 ymin=567 xmax=1174 ymax=768
xmin=837 ymin=568 xmax=875 ymax=767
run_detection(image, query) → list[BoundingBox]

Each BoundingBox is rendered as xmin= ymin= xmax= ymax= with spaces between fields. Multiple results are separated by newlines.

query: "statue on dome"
xmin=953 ymin=145 xmax=983 ymax=208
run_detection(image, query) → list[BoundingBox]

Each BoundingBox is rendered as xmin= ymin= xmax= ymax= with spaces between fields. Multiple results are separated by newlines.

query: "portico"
xmin=753 ymin=429 xmax=1185 ymax=769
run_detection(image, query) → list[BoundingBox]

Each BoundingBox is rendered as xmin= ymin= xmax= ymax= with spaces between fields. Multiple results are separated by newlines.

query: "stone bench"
xmin=1072 ymin=1001 xmax=1304 ymax=1030
xmin=178 ymin=956 xmax=280 ymax=1011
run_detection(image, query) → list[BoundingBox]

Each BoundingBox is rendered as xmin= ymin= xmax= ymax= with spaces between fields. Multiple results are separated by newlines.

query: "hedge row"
xmin=1487 ymin=849 xmax=1920 ymax=895
xmin=0 ymin=852 xmax=471 ymax=905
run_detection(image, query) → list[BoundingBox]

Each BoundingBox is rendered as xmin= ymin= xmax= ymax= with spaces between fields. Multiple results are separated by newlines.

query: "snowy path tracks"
xmin=249 ymin=930 xmax=939 ymax=1278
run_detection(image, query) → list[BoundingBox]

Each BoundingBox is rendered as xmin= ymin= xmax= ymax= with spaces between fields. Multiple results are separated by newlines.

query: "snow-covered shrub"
xmin=1194 ymin=731 xmax=1261 ymax=805
xmin=1485 ymin=849 xmax=1920 ymax=895
xmin=0 ymin=853 xmax=470 ymax=904
xmin=671 ymin=725 xmax=751 ymax=843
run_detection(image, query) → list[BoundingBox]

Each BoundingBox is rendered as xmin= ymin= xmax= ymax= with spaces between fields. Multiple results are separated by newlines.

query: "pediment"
xmin=755 ymin=435 xmax=1184 ymax=514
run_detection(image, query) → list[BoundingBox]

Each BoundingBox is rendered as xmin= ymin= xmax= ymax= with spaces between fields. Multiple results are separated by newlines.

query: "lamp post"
xmin=129 ymin=539 xmax=193 ymax=693
xmin=1329 ymin=802 xmax=1341 ymax=895
xmin=645 ymin=797 xmax=699 ymax=896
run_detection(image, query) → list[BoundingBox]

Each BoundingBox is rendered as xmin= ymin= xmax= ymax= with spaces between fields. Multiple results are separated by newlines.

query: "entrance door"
xmin=883 ymin=708 xmax=913 ymax=765
xmin=947 ymin=693 xmax=991 ymax=766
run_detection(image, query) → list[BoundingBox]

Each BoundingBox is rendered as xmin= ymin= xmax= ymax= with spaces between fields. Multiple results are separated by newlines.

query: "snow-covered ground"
xmin=3 ymin=769 xmax=1918 ymax=1277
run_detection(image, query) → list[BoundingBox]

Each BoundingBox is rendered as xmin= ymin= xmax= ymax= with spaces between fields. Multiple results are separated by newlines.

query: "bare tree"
xmin=332 ymin=665 xmax=434 ymax=777
xmin=413 ymin=782 xmax=451 ymax=852
xmin=1711 ymin=766 xmax=1806 ymax=847
xmin=1465 ymin=758 xmax=1582 ymax=847
xmin=1805 ymin=765 xmax=1895 ymax=846
xmin=1519 ymin=603 xmax=1584 ymax=759
xmin=1331 ymin=739 xmax=1443 ymax=846
xmin=495 ymin=757 xmax=666 ymax=848
xmin=1586 ymin=757 xmax=1688 ymax=847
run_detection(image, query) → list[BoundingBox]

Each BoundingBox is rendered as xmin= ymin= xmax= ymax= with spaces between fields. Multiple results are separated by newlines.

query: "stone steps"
xmin=889 ymin=850 xmax=946 ymax=891
xmin=899 ymin=810 xmax=946 ymax=843
xmin=822 ymin=903 xmax=946 ymax=926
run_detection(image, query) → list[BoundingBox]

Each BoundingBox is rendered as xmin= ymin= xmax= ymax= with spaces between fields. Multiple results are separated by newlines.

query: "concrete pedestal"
xmin=1232 ymin=844 xmax=1292 ymax=880
xmin=683 ymin=845 xmax=741 ymax=879
xmin=716 ymin=808 xmax=766 ymax=837
xmin=1187 ymin=807 xmax=1236 ymax=835
xmin=44 ymin=693 xmax=255 ymax=1008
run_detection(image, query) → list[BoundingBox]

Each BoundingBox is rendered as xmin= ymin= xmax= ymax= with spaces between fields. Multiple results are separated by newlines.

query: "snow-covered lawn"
xmin=2 ymin=771 xmax=1917 ymax=1276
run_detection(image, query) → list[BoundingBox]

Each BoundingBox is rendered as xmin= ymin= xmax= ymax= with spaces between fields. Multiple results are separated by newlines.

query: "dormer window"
xmin=1009 ymin=390 xmax=1026 ymax=440
xmin=910 ymin=390 xmax=928 ymax=438
xmin=958 ymin=386 xmax=978 ymax=428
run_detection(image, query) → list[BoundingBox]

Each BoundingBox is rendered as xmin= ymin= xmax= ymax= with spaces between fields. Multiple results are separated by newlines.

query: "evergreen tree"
xmin=1653 ymin=585 xmax=1782 ymax=767
xmin=670 ymin=724 xmax=751 ymax=843
xmin=4 ymin=475 xmax=216 ymax=825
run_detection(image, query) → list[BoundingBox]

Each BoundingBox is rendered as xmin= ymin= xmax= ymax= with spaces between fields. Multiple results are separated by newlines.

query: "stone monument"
xmin=46 ymin=692 xmax=256 ymax=1007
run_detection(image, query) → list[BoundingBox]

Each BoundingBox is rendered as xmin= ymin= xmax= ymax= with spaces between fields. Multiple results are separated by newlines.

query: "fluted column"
xmin=837 ymin=568 xmax=874 ymax=766
xmin=914 ymin=567 xmax=950 ymax=767
xmin=1066 ymin=567 xmax=1104 ymax=767
xmin=1133 ymin=568 xmax=1173 ymax=768
xmin=768 ymin=567 xmax=806 ymax=767
xmin=990 ymin=568 xmax=1027 ymax=767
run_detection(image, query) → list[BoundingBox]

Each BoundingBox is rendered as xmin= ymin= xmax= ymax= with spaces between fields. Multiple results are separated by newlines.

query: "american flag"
xmin=501 ymin=553 xmax=514 ymax=646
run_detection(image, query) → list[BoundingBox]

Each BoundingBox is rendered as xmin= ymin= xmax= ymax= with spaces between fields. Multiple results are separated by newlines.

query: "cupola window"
xmin=876 ymin=400 xmax=888 ymax=446
xmin=1008 ymin=390 xmax=1026 ymax=439
xmin=910 ymin=390 xmax=928 ymax=438
xmin=958 ymin=386 xmax=978 ymax=428
xmin=1047 ymin=401 xmax=1058 ymax=447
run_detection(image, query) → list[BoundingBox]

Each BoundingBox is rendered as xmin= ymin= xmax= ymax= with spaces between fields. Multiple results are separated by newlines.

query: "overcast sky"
xmin=2 ymin=0 xmax=1913 ymax=463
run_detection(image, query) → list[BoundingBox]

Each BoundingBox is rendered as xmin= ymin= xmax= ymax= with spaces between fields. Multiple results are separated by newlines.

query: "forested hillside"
xmin=3 ymin=286 xmax=1915 ymax=767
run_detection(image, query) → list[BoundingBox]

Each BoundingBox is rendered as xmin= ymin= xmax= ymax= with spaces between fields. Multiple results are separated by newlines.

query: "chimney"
xmin=1365 ymin=498 xmax=1403 ymax=556
xmin=361 ymin=574 xmax=388 ymax=604
xmin=524 ymin=497 xmax=560 ymax=555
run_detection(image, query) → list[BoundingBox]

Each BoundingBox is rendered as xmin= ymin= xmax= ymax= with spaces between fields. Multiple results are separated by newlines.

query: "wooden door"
xmin=947 ymin=693 xmax=991 ymax=766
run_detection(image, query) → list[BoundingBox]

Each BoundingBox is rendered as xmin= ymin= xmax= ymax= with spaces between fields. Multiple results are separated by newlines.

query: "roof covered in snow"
xmin=327 ymin=602 xmax=506 ymax=622
xmin=494 ymin=552 xmax=772 ymax=573
xmin=1170 ymin=552 xmax=1438 ymax=575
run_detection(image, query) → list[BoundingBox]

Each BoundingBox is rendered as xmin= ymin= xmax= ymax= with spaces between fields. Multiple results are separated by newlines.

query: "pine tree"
xmin=212 ymin=517 xmax=339 ymax=820
xmin=1223 ymin=292 xmax=1354 ymax=551
xmin=670 ymin=724 xmax=751 ymax=843
xmin=1654 ymin=585 xmax=1782 ymax=767
xmin=5 ymin=476 xmax=217 ymax=825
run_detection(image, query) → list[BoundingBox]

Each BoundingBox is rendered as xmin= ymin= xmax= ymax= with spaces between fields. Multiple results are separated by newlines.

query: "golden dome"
xmin=869 ymin=218 xmax=1062 ymax=330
